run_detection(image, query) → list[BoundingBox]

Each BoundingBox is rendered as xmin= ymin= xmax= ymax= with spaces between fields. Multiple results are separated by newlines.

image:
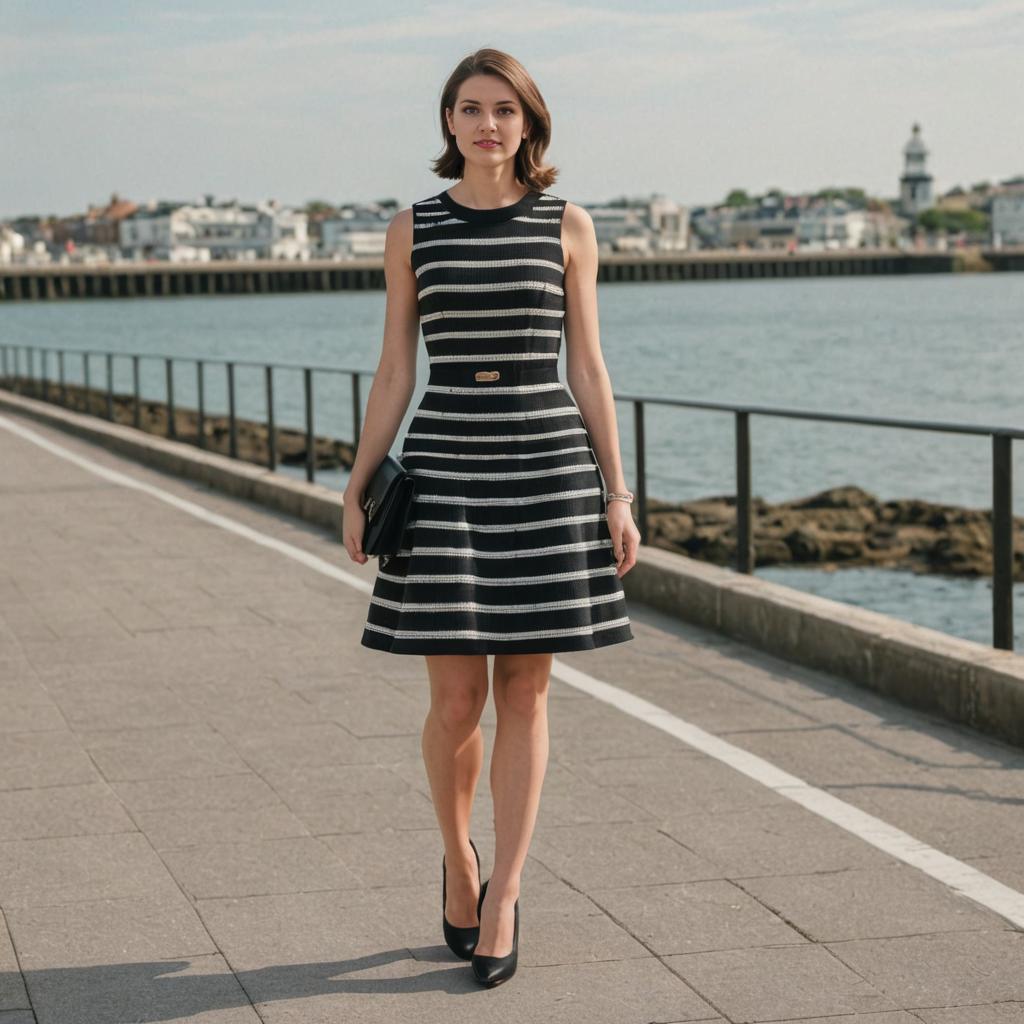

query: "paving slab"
xmin=737 ymin=862 xmax=1010 ymax=941
xmin=0 ymin=781 xmax=136 ymax=843
xmin=824 ymin=929 xmax=1024 ymax=1006
xmin=23 ymin=953 xmax=261 ymax=1024
xmin=0 ymin=913 xmax=30 ymax=1013
xmin=0 ymin=731 xmax=98 ymax=791
xmin=0 ymin=832 xmax=185 ymax=910
xmin=662 ymin=943 xmax=899 ymax=1021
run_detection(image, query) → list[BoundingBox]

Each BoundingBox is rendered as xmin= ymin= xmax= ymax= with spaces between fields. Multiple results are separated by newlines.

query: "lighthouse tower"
xmin=899 ymin=122 xmax=933 ymax=217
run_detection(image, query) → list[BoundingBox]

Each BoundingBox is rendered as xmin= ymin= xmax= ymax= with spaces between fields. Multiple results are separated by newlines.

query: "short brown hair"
xmin=430 ymin=48 xmax=559 ymax=191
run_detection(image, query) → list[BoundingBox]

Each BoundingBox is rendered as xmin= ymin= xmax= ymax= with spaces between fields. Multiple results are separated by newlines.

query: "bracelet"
xmin=606 ymin=491 xmax=634 ymax=505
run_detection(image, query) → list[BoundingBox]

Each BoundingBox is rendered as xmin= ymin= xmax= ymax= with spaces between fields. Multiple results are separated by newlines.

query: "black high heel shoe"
xmin=471 ymin=890 xmax=519 ymax=987
xmin=442 ymin=837 xmax=483 ymax=960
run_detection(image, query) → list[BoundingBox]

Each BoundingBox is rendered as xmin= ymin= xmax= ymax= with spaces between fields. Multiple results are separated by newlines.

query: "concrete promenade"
xmin=1 ymin=409 xmax=1023 ymax=1024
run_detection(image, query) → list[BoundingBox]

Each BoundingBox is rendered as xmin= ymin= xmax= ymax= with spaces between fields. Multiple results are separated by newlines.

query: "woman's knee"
xmin=425 ymin=655 xmax=487 ymax=733
xmin=494 ymin=664 xmax=549 ymax=717
xmin=430 ymin=683 xmax=486 ymax=733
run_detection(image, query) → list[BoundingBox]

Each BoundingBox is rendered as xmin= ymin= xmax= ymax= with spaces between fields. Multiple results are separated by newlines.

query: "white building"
xmin=899 ymin=123 xmax=934 ymax=217
xmin=991 ymin=190 xmax=1024 ymax=247
xmin=320 ymin=208 xmax=392 ymax=258
xmin=797 ymin=201 xmax=872 ymax=249
xmin=647 ymin=195 xmax=689 ymax=251
xmin=0 ymin=225 xmax=26 ymax=264
xmin=586 ymin=195 xmax=689 ymax=253
xmin=119 ymin=197 xmax=310 ymax=262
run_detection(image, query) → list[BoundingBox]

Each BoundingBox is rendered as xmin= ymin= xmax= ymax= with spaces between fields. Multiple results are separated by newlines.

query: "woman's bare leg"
xmin=422 ymin=653 xmax=489 ymax=927
xmin=475 ymin=651 xmax=552 ymax=956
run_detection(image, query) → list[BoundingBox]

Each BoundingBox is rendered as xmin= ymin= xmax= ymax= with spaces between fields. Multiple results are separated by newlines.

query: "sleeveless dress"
xmin=359 ymin=186 xmax=634 ymax=655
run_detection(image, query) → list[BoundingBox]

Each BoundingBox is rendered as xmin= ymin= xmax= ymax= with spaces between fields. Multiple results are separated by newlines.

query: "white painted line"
xmin=552 ymin=662 xmax=1024 ymax=929
xmin=3 ymin=410 xmax=1023 ymax=930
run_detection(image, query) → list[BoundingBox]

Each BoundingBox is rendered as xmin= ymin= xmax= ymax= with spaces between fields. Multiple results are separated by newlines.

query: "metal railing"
xmin=1 ymin=342 xmax=1019 ymax=651
xmin=0 ymin=344 xmax=366 ymax=484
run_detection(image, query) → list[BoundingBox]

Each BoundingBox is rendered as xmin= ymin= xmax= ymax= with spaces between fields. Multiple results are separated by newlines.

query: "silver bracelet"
xmin=606 ymin=491 xmax=634 ymax=505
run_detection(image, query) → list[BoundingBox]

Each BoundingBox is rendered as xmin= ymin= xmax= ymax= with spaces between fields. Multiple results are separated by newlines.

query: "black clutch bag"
xmin=360 ymin=454 xmax=416 ymax=557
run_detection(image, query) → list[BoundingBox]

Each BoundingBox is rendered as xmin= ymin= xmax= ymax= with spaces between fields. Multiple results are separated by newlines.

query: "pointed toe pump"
xmin=442 ymin=837 xmax=483 ymax=960
xmin=471 ymin=893 xmax=519 ymax=987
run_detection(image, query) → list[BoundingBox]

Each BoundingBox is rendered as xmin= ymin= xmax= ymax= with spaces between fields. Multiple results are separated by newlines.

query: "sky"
xmin=2 ymin=0 xmax=1022 ymax=220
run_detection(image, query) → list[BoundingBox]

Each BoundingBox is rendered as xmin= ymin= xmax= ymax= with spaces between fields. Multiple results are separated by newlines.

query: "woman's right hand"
xmin=342 ymin=493 xmax=369 ymax=564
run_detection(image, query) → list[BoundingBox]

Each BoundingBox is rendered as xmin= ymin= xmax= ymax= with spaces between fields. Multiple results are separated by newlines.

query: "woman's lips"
xmin=475 ymin=141 xmax=500 ymax=148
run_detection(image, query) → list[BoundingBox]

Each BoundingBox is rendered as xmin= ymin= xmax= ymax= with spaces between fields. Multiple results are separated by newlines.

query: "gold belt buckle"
xmin=474 ymin=369 xmax=500 ymax=382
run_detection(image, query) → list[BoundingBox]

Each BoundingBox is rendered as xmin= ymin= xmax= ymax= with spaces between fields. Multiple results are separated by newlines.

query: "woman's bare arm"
xmin=562 ymin=202 xmax=629 ymax=494
xmin=341 ymin=207 xmax=420 ymax=562
xmin=561 ymin=202 xmax=639 ymax=576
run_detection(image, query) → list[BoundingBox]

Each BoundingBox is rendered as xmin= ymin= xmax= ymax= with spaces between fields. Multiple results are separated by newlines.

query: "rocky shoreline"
xmin=9 ymin=380 xmax=1023 ymax=582
xmin=648 ymin=485 xmax=1023 ymax=581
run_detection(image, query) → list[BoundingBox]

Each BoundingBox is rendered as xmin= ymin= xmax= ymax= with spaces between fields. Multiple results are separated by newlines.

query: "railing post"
xmin=40 ymin=349 xmax=48 ymax=401
xmin=58 ymin=350 xmax=66 ymax=406
xmin=165 ymin=357 xmax=176 ymax=438
xmin=736 ymin=410 xmax=753 ymax=573
xmin=351 ymin=372 xmax=362 ymax=448
xmin=304 ymin=366 xmax=315 ymax=483
xmin=106 ymin=352 xmax=114 ymax=421
xmin=83 ymin=351 xmax=90 ymax=413
xmin=27 ymin=346 xmax=35 ymax=397
xmin=265 ymin=365 xmax=276 ymax=470
xmin=992 ymin=433 xmax=1014 ymax=651
xmin=633 ymin=399 xmax=647 ymax=544
xmin=227 ymin=362 xmax=238 ymax=459
xmin=132 ymin=355 xmax=140 ymax=428
xmin=0 ymin=344 xmax=7 ymax=384
xmin=196 ymin=360 xmax=205 ymax=449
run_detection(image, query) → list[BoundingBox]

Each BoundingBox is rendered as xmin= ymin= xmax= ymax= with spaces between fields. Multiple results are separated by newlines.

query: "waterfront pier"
xmin=5 ymin=247 xmax=1018 ymax=302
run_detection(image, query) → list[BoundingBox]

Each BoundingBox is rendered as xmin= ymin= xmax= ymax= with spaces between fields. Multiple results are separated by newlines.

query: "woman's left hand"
xmin=607 ymin=500 xmax=640 ymax=577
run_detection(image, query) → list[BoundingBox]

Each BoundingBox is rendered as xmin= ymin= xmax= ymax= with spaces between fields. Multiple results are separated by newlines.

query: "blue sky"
xmin=2 ymin=0 xmax=1022 ymax=218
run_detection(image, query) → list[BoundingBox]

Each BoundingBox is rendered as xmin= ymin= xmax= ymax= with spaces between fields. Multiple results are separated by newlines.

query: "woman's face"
xmin=446 ymin=74 xmax=527 ymax=170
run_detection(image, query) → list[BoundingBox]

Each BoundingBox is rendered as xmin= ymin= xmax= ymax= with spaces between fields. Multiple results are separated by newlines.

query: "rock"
xmin=785 ymin=525 xmax=823 ymax=562
xmin=753 ymin=537 xmax=792 ymax=563
xmin=786 ymin=485 xmax=878 ymax=509
xmin=652 ymin=511 xmax=695 ymax=545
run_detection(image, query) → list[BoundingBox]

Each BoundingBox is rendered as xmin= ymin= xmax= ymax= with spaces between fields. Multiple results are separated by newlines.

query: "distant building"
xmin=85 ymin=193 xmax=138 ymax=247
xmin=991 ymin=186 xmax=1024 ymax=247
xmin=320 ymin=203 xmax=396 ymax=258
xmin=935 ymin=186 xmax=971 ymax=213
xmin=797 ymin=199 xmax=873 ymax=249
xmin=119 ymin=196 xmax=310 ymax=261
xmin=49 ymin=193 xmax=140 ymax=260
xmin=647 ymin=195 xmax=689 ymax=252
xmin=589 ymin=204 xmax=646 ymax=252
xmin=899 ymin=123 xmax=934 ymax=218
xmin=585 ymin=194 xmax=689 ymax=253
xmin=690 ymin=193 xmax=904 ymax=251
xmin=0 ymin=225 xmax=26 ymax=265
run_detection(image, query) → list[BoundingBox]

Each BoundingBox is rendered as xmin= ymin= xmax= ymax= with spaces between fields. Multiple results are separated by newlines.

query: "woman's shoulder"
xmin=411 ymin=191 xmax=446 ymax=215
xmin=535 ymin=193 xmax=589 ymax=233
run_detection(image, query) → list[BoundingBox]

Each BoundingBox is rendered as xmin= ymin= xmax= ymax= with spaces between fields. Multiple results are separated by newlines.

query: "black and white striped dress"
xmin=359 ymin=186 xmax=634 ymax=655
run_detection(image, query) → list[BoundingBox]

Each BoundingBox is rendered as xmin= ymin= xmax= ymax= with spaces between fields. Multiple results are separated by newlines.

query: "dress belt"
xmin=427 ymin=363 xmax=561 ymax=388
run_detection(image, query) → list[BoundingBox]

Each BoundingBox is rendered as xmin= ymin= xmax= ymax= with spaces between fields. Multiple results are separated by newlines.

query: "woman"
xmin=342 ymin=48 xmax=639 ymax=988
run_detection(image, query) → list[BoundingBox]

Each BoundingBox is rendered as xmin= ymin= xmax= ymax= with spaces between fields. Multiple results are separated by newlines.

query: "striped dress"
xmin=359 ymin=186 xmax=634 ymax=655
